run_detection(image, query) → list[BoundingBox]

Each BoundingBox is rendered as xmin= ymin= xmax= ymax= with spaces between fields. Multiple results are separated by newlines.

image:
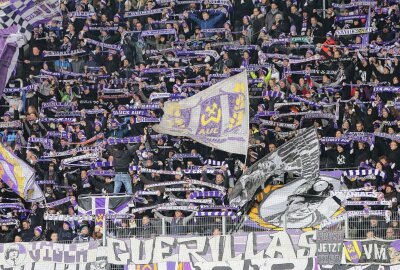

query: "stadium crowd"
xmin=0 ymin=0 xmax=400 ymax=243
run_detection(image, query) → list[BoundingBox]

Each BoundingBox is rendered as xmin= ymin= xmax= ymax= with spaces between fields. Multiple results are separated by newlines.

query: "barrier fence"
xmin=103 ymin=212 xmax=400 ymax=240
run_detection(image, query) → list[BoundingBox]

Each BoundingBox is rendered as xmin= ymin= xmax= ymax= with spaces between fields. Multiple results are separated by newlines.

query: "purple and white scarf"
xmin=41 ymin=101 xmax=75 ymax=110
xmin=141 ymin=29 xmax=176 ymax=37
xmin=0 ymin=203 xmax=24 ymax=209
xmin=68 ymin=11 xmax=95 ymax=18
xmin=188 ymin=179 xmax=226 ymax=193
xmin=262 ymin=90 xmax=284 ymax=99
xmin=335 ymin=14 xmax=368 ymax=22
xmin=107 ymin=136 xmax=142 ymax=145
xmin=28 ymin=137 xmax=53 ymax=150
xmin=88 ymin=26 xmax=118 ymax=31
xmin=320 ymin=137 xmax=352 ymax=144
xmin=61 ymin=153 xmax=99 ymax=168
xmin=0 ymin=219 xmax=19 ymax=225
xmin=44 ymin=213 xmax=94 ymax=221
xmin=136 ymin=117 xmax=161 ymax=123
xmin=43 ymin=49 xmax=86 ymax=57
xmin=373 ymin=86 xmax=400 ymax=93
xmin=343 ymin=169 xmax=386 ymax=179
xmin=190 ymin=190 xmax=224 ymax=199
xmin=156 ymin=205 xmax=198 ymax=212
xmin=259 ymin=119 xmax=297 ymax=130
xmin=169 ymin=198 xmax=214 ymax=204
xmin=40 ymin=118 xmax=77 ymax=123
xmin=144 ymin=180 xmax=188 ymax=189
xmin=165 ymin=187 xmax=204 ymax=192
xmin=196 ymin=211 xmax=236 ymax=217
xmin=90 ymin=161 xmax=113 ymax=169
xmin=125 ymin=8 xmax=165 ymax=18
xmin=45 ymin=196 xmax=72 ymax=208
xmin=43 ymin=146 xmax=102 ymax=158
xmin=87 ymin=169 xmax=115 ymax=177
xmin=4 ymin=84 xmax=37 ymax=94
xmin=85 ymin=38 xmax=122 ymax=51
xmin=112 ymin=110 xmax=152 ymax=116
xmin=343 ymin=200 xmax=391 ymax=206
xmin=0 ymin=120 xmax=22 ymax=129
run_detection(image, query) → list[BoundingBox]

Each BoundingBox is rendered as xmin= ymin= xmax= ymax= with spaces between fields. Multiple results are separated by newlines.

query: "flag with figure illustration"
xmin=78 ymin=194 xmax=133 ymax=227
xmin=0 ymin=143 xmax=44 ymax=202
xmin=153 ymin=72 xmax=249 ymax=155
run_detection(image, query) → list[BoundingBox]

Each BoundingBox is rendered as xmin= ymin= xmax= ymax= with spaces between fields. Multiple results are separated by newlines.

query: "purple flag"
xmin=0 ymin=25 xmax=20 ymax=96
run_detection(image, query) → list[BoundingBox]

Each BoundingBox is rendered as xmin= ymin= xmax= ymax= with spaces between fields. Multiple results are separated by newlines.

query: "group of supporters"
xmin=0 ymin=0 xmax=400 ymax=243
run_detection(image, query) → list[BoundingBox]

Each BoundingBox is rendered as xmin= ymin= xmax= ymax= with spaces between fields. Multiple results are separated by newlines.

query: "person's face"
xmin=356 ymin=123 xmax=363 ymax=131
xmin=63 ymin=223 xmax=69 ymax=230
xmin=81 ymin=227 xmax=89 ymax=235
xmin=366 ymin=231 xmax=375 ymax=239
xmin=216 ymin=174 xmax=224 ymax=184
xmin=145 ymin=159 xmax=153 ymax=167
xmin=142 ymin=217 xmax=150 ymax=225
xmin=34 ymin=230 xmax=41 ymax=237
xmin=342 ymin=121 xmax=349 ymax=130
xmin=390 ymin=142 xmax=398 ymax=151
xmin=51 ymin=233 xmax=58 ymax=242
xmin=32 ymin=47 xmax=40 ymax=56
xmin=311 ymin=17 xmax=317 ymax=25
xmin=370 ymin=219 xmax=378 ymax=226
xmin=68 ymin=207 xmax=75 ymax=215
xmin=268 ymin=144 xmax=276 ymax=153
xmin=14 ymin=235 xmax=22 ymax=242
xmin=337 ymin=145 xmax=343 ymax=153
xmin=22 ymin=221 xmax=29 ymax=230
xmin=202 ymin=12 xmax=209 ymax=20
xmin=383 ymin=110 xmax=389 ymax=118
xmin=271 ymin=3 xmax=277 ymax=10
xmin=213 ymin=228 xmax=221 ymax=236
xmin=175 ymin=211 xmax=182 ymax=218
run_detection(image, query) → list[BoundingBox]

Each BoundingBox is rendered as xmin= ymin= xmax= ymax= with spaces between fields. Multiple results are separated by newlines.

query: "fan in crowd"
xmin=0 ymin=0 xmax=400 ymax=242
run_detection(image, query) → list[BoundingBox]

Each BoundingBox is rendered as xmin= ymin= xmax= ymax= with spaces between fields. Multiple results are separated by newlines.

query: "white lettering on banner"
xmin=374 ymin=244 xmax=387 ymax=261
xmin=153 ymin=237 xmax=178 ymax=262
xmin=364 ymin=244 xmax=373 ymax=260
xmin=244 ymin=232 xmax=265 ymax=260
xmin=297 ymin=231 xmax=317 ymax=258
xmin=177 ymin=237 xmax=209 ymax=263
xmin=265 ymin=231 xmax=296 ymax=259
xmin=106 ymin=231 xmax=317 ymax=265
xmin=130 ymin=238 xmax=154 ymax=264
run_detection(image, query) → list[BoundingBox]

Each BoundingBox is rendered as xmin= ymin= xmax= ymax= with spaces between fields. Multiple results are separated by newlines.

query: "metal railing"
xmin=346 ymin=212 xmax=400 ymax=240
xmin=103 ymin=211 xmax=400 ymax=239
xmin=105 ymin=216 xmax=233 ymax=238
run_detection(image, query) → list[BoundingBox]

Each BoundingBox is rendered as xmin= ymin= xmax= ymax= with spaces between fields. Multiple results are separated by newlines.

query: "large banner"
xmin=229 ymin=127 xmax=321 ymax=209
xmin=0 ymin=241 xmax=103 ymax=268
xmin=0 ymin=143 xmax=44 ymax=202
xmin=0 ymin=25 xmax=23 ymax=96
xmin=107 ymin=231 xmax=318 ymax=265
xmin=153 ymin=72 xmax=249 ymax=155
xmin=342 ymin=239 xmax=400 ymax=265
xmin=2 ymin=234 xmax=400 ymax=269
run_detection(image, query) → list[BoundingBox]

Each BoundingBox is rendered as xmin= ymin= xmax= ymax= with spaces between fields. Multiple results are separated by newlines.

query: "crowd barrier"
xmin=1 ymin=230 xmax=400 ymax=270
xmin=104 ymin=212 xmax=399 ymax=240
